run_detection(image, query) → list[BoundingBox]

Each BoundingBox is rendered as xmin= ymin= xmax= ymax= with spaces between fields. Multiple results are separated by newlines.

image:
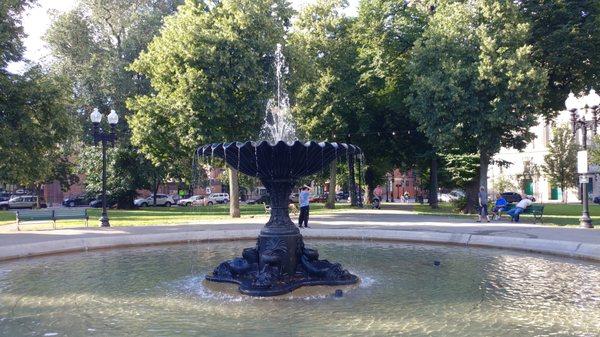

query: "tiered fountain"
xmin=198 ymin=44 xmax=360 ymax=296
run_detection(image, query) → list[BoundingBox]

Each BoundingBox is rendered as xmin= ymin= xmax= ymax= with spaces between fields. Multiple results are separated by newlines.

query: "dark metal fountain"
xmin=198 ymin=140 xmax=361 ymax=296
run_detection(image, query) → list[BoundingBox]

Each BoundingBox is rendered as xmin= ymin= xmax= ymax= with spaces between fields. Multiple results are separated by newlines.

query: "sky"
xmin=7 ymin=0 xmax=359 ymax=73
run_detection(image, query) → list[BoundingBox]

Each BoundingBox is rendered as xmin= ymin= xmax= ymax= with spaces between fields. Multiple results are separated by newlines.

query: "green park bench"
xmin=501 ymin=203 xmax=544 ymax=224
xmin=16 ymin=209 xmax=89 ymax=230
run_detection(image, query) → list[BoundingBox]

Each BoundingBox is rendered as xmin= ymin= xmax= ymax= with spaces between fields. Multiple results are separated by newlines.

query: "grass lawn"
xmin=413 ymin=202 xmax=600 ymax=226
xmin=0 ymin=203 xmax=352 ymax=229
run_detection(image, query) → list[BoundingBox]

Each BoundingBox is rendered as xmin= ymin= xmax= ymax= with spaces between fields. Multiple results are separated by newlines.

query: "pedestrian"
xmin=477 ymin=186 xmax=490 ymax=222
xmin=374 ymin=185 xmax=383 ymax=203
xmin=403 ymin=191 xmax=409 ymax=203
xmin=298 ymin=186 xmax=311 ymax=228
xmin=491 ymin=194 xmax=508 ymax=220
xmin=507 ymin=195 xmax=532 ymax=222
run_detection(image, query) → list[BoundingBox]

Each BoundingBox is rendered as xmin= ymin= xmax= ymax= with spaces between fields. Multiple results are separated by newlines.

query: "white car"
xmin=205 ymin=193 xmax=229 ymax=205
xmin=134 ymin=194 xmax=174 ymax=207
xmin=178 ymin=195 xmax=204 ymax=206
xmin=438 ymin=190 xmax=465 ymax=202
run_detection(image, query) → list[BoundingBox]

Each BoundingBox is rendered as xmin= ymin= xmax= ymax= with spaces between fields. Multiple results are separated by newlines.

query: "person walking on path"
xmin=507 ymin=196 xmax=532 ymax=222
xmin=477 ymin=186 xmax=490 ymax=222
xmin=298 ymin=186 xmax=311 ymax=228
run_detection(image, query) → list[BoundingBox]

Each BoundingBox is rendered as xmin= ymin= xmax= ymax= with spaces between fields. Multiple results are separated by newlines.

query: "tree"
xmin=0 ymin=66 xmax=79 ymax=193
xmin=406 ymin=0 xmax=547 ymax=206
xmin=1 ymin=1 xmax=79 ymax=192
xmin=0 ymin=0 xmax=33 ymax=69
xmin=491 ymin=174 xmax=517 ymax=196
xmin=45 ymin=0 xmax=183 ymax=206
xmin=288 ymin=0 xmax=362 ymax=208
xmin=518 ymin=1 xmax=600 ymax=115
xmin=542 ymin=124 xmax=578 ymax=203
xmin=128 ymin=0 xmax=294 ymax=217
xmin=352 ymin=0 xmax=438 ymax=207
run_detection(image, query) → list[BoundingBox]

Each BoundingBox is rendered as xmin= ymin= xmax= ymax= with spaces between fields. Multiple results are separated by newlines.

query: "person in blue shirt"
xmin=298 ymin=186 xmax=311 ymax=228
xmin=491 ymin=194 xmax=508 ymax=220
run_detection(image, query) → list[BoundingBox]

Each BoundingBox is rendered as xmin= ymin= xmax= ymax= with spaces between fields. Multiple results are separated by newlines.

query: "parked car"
xmin=312 ymin=193 xmax=328 ymax=203
xmin=438 ymin=190 xmax=465 ymax=202
xmin=336 ymin=191 xmax=348 ymax=201
xmin=247 ymin=195 xmax=270 ymax=205
xmin=0 ymin=196 xmax=47 ymax=210
xmin=178 ymin=195 xmax=204 ymax=206
xmin=62 ymin=195 xmax=92 ymax=207
xmin=501 ymin=192 xmax=522 ymax=203
xmin=89 ymin=195 xmax=117 ymax=208
xmin=134 ymin=194 xmax=175 ymax=207
xmin=205 ymin=193 xmax=230 ymax=205
xmin=0 ymin=192 xmax=11 ymax=202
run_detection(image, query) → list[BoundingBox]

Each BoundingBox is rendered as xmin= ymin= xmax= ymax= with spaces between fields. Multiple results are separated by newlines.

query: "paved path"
xmin=0 ymin=210 xmax=598 ymax=261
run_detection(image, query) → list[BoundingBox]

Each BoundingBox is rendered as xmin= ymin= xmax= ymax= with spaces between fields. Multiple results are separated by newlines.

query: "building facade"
xmin=488 ymin=110 xmax=596 ymax=203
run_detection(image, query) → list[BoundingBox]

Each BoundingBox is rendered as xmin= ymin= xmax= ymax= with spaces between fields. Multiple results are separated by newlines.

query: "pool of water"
xmin=0 ymin=240 xmax=599 ymax=337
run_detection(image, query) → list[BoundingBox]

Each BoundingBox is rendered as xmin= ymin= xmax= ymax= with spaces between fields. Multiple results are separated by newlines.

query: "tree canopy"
xmin=406 ymin=0 xmax=547 ymax=192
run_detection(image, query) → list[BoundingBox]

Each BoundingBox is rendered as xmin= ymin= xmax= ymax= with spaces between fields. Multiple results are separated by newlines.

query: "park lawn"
xmin=0 ymin=203 xmax=352 ymax=229
xmin=413 ymin=202 xmax=600 ymax=226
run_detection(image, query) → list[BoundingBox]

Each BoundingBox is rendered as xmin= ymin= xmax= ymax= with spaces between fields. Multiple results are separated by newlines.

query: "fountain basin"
xmin=0 ymin=240 xmax=598 ymax=336
xmin=198 ymin=140 xmax=361 ymax=179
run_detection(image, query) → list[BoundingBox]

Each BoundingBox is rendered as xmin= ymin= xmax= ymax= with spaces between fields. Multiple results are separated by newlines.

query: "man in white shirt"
xmin=507 ymin=196 xmax=533 ymax=222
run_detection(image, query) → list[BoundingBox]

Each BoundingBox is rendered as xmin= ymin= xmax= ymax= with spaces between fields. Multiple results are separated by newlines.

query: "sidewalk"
xmin=0 ymin=209 xmax=598 ymax=262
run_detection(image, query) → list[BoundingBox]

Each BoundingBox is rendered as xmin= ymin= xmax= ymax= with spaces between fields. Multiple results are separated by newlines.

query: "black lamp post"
xmin=90 ymin=108 xmax=119 ymax=227
xmin=566 ymin=90 xmax=599 ymax=228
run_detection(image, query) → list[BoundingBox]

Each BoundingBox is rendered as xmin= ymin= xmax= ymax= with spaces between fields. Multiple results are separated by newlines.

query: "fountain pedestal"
xmin=201 ymin=141 xmax=360 ymax=296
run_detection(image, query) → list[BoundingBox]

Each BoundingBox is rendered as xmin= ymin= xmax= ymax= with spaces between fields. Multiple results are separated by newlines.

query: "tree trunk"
xmin=229 ymin=167 xmax=240 ymax=218
xmin=326 ymin=159 xmax=337 ymax=209
xmin=479 ymin=152 xmax=489 ymax=193
xmin=429 ymin=156 xmax=438 ymax=209
xmin=35 ymin=183 xmax=42 ymax=208
xmin=464 ymin=178 xmax=479 ymax=214
xmin=153 ymin=173 xmax=160 ymax=206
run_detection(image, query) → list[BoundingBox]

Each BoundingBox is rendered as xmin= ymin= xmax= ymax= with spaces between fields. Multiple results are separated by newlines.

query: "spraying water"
xmin=260 ymin=43 xmax=297 ymax=143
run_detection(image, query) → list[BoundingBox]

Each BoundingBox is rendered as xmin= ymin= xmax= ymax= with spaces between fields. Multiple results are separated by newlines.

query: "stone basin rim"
xmin=0 ymin=229 xmax=598 ymax=263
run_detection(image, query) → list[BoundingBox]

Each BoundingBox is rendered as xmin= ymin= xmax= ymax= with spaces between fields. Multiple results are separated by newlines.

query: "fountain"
xmin=197 ymin=44 xmax=360 ymax=296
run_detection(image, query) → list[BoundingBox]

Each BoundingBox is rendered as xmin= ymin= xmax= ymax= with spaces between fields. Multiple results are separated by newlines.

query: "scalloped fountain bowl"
xmin=198 ymin=140 xmax=362 ymax=296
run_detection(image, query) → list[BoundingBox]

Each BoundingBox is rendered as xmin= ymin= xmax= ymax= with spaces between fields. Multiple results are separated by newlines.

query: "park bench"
xmin=16 ymin=209 xmax=89 ymax=230
xmin=501 ymin=203 xmax=544 ymax=224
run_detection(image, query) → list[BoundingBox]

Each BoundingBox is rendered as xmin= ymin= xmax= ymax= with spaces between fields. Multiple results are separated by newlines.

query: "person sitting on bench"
xmin=507 ymin=196 xmax=532 ymax=222
xmin=491 ymin=194 xmax=508 ymax=220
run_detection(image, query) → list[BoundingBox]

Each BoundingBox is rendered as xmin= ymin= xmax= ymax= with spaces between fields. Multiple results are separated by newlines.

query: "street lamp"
xmin=566 ymin=90 xmax=600 ymax=228
xmin=90 ymin=108 xmax=118 ymax=227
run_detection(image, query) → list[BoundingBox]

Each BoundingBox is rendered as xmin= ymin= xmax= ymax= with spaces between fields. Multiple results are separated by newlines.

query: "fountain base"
xmin=205 ymin=235 xmax=359 ymax=297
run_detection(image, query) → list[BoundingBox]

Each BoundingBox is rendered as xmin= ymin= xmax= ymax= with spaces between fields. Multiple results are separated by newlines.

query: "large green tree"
xmin=0 ymin=0 xmax=33 ymax=69
xmin=127 ymin=0 xmax=293 ymax=217
xmin=0 ymin=67 xmax=78 ymax=191
xmin=406 ymin=0 xmax=547 ymax=202
xmin=518 ymin=0 xmax=600 ymax=114
xmin=542 ymin=124 xmax=577 ymax=203
xmin=45 ymin=0 xmax=183 ymax=206
xmin=1 ymin=1 xmax=80 ymax=193
xmin=352 ymin=0 xmax=440 ymax=206
xmin=288 ymin=0 xmax=363 ymax=207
